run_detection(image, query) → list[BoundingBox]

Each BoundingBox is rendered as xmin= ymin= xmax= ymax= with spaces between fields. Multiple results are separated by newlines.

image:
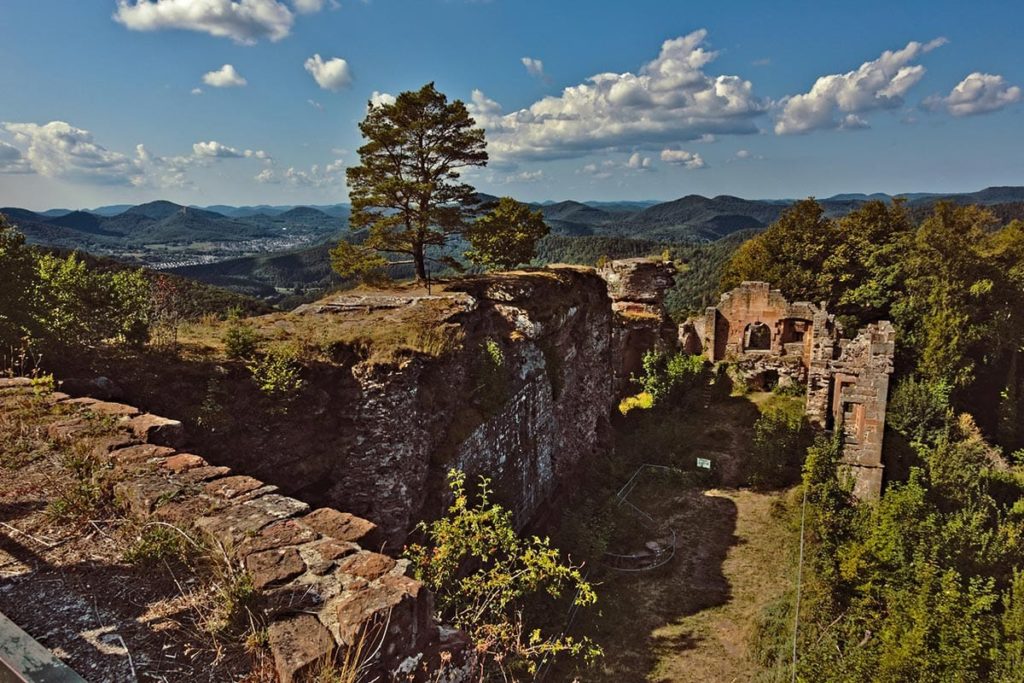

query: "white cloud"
xmin=923 ymin=72 xmax=1022 ymax=117
xmin=369 ymin=90 xmax=396 ymax=108
xmin=203 ymin=64 xmax=247 ymax=88
xmin=0 ymin=141 xmax=32 ymax=174
xmin=626 ymin=152 xmax=651 ymax=169
xmin=775 ymin=37 xmax=947 ymax=135
xmin=578 ymin=160 xmax=617 ymax=179
xmin=113 ymin=0 xmax=294 ymax=44
xmin=521 ymin=57 xmax=545 ymax=79
xmin=469 ymin=30 xmax=766 ymax=161
xmin=729 ymin=148 xmax=763 ymax=162
xmin=2 ymin=120 xmax=273 ymax=190
xmin=259 ymin=160 xmax=345 ymax=187
xmin=193 ymin=140 xmax=243 ymax=158
xmin=255 ymin=168 xmax=278 ymax=183
xmin=4 ymin=121 xmax=144 ymax=185
xmin=191 ymin=87 xmax=203 ymax=95
xmin=304 ymin=54 xmax=352 ymax=91
xmin=660 ymin=148 xmax=706 ymax=169
xmin=292 ymin=0 xmax=325 ymax=13
xmin=308 ymin=98 xmax=324 ymax=111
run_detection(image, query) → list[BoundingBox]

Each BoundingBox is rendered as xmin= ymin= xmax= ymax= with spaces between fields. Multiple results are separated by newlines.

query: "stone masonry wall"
xmin=0 ymin=378 xmax=472 ymax=683
xmin=829 ymin=321 xmax=896 ymax=500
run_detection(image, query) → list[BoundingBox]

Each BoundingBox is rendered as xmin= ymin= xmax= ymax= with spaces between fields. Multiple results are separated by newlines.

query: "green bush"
xmin=222 ymin=309 xmax=260 ymax=360
xmin=405 ymin=470 xmax=602 ymax=677
xmin=619 ymin=350 xmax=705 ymax=413
xmin=246 ymin=346 xmax=305 ymax=399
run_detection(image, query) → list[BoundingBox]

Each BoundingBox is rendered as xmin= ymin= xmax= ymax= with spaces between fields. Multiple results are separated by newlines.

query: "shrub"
xmin=223 ymin=309 xmax=260 ymax=360
xmin=246 ymin=346 xmax=305 ymax=399
xmin=405 ymin=470 xmax=602 ymax=677
xmin=619 ymin=350 xmax=705 ymax=413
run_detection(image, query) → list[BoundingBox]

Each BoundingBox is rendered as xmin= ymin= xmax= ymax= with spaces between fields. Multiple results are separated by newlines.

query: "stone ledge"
xmin=29 ymin=381 xmax=471 ymax=682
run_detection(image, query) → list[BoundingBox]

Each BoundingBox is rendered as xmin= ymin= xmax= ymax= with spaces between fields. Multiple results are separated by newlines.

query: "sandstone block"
xmin=127 ymin=413 xmax=185 ymax=447
xmin=301 ymin=508 xmax=379 ymax=546
xmin=245 ymin=547 xmax=306 ymax=589
xmin=267 ymin=614 xmax=335 ymax=683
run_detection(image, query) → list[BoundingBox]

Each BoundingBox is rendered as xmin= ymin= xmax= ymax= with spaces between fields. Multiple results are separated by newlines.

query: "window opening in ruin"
xmin=744 ymin=322 xmax=772 ymax=351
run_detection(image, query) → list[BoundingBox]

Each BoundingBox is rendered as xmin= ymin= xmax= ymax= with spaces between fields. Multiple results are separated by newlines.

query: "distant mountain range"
xmin=3 ymin=186 xmax=1022 ymax=300
xmin=0 ymin=200 xmax=349 ymax=269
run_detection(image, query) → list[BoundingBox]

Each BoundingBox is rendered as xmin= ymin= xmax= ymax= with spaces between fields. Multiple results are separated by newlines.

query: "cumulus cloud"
xmin=923 ymin=72 xmax=1022 ymax=117
xmin=203 ymin=64 xmax=247 ymax=88
xmin=660 ymin=148 xmax=706 ymax=169
xmin=2 ymin=120 xmax=272 ymax=189
xmin=369 ymin=91 xmax=396 ymax=108
xmin=292 ymin=0 xmax=325 ymax=13
xmin=191 ymin=87 xmax=203 ymax=95
xmin=257 ymin=160 xmax=344 ymax=187
xmin=626 ymin=152 xmax=651 ymax=169
xmin=3 ymin=121 xmax=144 ymax=185
xmin=0 ymin=140 xmax=32 ymax=174
xmin=304 ymin=54 xmax=352 ymax=91
xmin=470 ymin=30 xmax=766 ymax=161
xmin=113 ymin=0 xmax=294 ymax=44
xmin=775 ymin=37 xmax=947 ymax=135
xmin=521 ymin=57 xmax=546 ymax=80
xmin=308 ymin=98 xmax=324 ymax=111
xmin=193 ymin=140 xmax=243 ymax=158
xmin=578 ymin=160 xmax=617 ymax=179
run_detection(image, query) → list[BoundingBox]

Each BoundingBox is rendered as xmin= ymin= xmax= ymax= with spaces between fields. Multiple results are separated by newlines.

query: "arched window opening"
xmin=743 ymin=322 xmax=771 ymax=351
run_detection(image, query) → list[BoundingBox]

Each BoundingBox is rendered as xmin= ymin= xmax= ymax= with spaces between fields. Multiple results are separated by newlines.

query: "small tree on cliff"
xmin=334 ymin=83 xmax=488 ymax=283
xmin=465 ymin=196 xmax=549 ymax=270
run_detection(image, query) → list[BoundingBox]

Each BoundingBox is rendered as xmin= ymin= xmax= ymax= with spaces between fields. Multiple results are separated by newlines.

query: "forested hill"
xmin=0 ymin=200 xmax=347 ymax=252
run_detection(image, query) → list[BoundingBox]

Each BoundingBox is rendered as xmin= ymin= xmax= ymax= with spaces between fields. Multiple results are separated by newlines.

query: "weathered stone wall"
xmin=829 ymin=321 xmax=896 ymax=499
xmin=691 ymin=282 xmax=896 ymax=499
xmin=596 ymin=258 xmax=678 ymax=395
xmin=0 ymin=377 xmax=472 ymax=683
xmin=697 ymin=281 xmax=827 ymax=369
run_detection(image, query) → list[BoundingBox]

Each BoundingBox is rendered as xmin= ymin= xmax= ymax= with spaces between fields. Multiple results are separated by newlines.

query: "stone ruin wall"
xmin=685 ymin=282 xmax=895 ymax=499
xmin=596 ymin=258 xmax=680 ymax=395
xmin=0 ymin=377 xmax=473 ymax=683
xmin=3 ymin=263 xmax=681 ymax=681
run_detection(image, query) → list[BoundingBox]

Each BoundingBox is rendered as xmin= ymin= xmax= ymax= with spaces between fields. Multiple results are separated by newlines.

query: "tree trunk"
xmin=413 ymin=243 xmax=427 ymax=282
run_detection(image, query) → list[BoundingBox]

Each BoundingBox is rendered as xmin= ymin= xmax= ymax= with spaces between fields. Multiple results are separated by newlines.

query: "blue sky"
xmin=1 ymin=0 xmax=1022 ymax=210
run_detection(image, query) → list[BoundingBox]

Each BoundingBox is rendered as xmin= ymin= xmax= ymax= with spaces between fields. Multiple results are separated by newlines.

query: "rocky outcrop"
xmin=321 ymin=268 xmax=615 ymax=544
xmin=1 ymin=378 xmax=474 ymax=683
xmin=597 ymin=258 xmax=679 ymax=395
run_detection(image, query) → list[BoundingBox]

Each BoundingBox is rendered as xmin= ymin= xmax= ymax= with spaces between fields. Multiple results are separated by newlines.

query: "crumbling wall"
xmin=692 ymin=282 xmax=895 ymax=499
xmin=596 ymin=258 xmax=678 ymax=395
xmin=828 ymin=322 xmax=896 ymax=499
xmin=0 ymin=377 xmax=472 ymax=683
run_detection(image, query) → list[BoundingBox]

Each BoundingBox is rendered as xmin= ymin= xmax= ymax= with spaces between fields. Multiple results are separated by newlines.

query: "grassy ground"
xmin=554 ymin=384 xmax=802 ymax=682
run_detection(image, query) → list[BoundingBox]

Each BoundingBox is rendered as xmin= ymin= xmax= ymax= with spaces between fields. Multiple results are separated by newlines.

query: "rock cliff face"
xmin=597 ymin=258 xmax=679 ymax=395
xmin=315 ymin=268 xmax=614 ymax=546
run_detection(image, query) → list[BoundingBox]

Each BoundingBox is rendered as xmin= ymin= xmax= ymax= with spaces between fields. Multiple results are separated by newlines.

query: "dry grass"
xmin=0 ymin=391 xmax=270 ymax=681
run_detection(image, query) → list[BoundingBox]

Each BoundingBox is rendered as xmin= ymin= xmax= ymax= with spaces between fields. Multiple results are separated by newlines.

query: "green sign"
xmin=697 ymin=457 xmax=712 ymax=470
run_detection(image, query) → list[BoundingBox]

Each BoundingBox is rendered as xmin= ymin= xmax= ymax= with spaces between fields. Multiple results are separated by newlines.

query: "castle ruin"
xmin=683 ymin=281 xmax=896 ymax=499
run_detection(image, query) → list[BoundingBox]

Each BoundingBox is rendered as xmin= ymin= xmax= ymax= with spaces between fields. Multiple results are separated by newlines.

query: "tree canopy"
xmin=464 ymin=196 xmax=549 ymax=270
xmin=335 ymin=82 xmax=488 ymax=283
